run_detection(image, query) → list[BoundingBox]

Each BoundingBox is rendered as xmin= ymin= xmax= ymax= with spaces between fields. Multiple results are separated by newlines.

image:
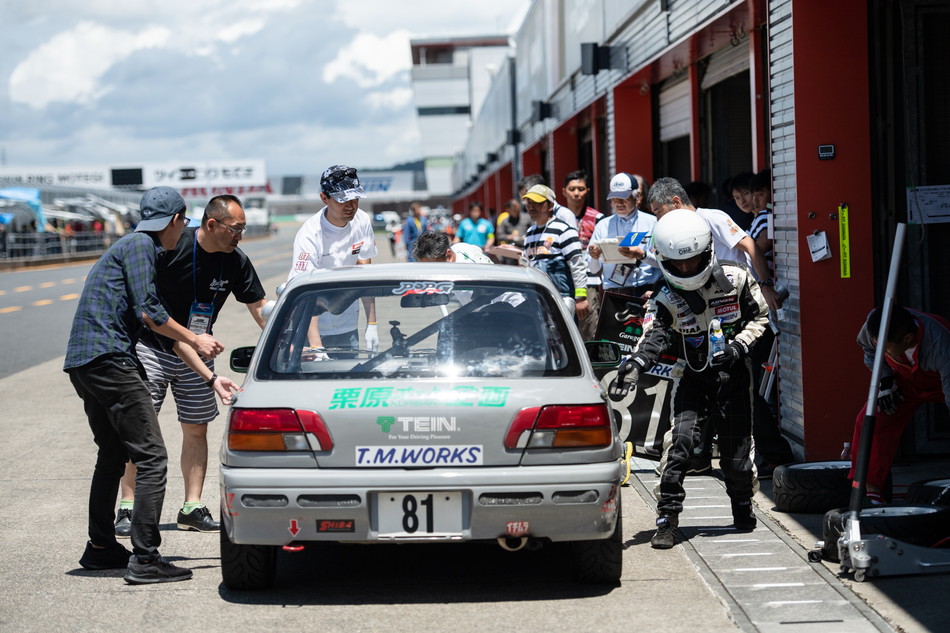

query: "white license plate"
xmin=377 ymin=491 xmax=463 ymax=537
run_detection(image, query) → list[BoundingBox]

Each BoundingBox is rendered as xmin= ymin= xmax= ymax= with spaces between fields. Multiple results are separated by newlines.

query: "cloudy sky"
xmin=0 ymin=0 xmax=529 ymax=178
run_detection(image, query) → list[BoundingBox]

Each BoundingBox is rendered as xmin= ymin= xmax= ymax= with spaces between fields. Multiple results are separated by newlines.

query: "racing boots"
xmin=732 ymin=500 xmax=757 ymax=531
xmin=651 ymin=514 xmax=679 ymax=549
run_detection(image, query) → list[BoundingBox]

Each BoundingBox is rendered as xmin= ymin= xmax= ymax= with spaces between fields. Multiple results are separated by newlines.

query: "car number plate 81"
xmin=377 ymin=491 xmax=463 ymax=537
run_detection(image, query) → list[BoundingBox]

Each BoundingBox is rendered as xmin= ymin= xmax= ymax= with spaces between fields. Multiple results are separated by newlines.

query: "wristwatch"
xmin=206 ymin=373 xmax=218 ymax=387
xmin=759 ymin=279 xmax=775 ymax=287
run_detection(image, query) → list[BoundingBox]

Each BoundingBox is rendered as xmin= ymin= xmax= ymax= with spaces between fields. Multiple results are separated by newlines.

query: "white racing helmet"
xmin=653 ymin=209 xmax=715 ymax=291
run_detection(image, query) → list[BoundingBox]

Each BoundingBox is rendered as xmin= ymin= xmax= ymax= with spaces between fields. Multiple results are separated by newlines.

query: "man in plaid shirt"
xmin=65 ymin=186 xmax=226 ymax=585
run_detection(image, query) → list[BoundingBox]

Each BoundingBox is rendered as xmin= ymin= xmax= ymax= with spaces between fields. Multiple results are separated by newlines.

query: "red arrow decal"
xmin=289 ymin=519 xmax=300 ymax=537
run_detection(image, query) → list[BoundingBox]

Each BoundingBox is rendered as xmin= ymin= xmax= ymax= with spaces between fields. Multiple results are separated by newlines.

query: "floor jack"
xmin=834 ymin=223 xmax=950 ymax=581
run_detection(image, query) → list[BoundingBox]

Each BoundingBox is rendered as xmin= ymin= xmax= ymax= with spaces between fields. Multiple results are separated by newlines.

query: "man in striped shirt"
xmin=521 ymin=184 xmax=589 ymax=320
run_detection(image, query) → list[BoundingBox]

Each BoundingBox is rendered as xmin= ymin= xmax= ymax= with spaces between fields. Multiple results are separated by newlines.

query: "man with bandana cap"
xmin=287 ymin=165 xmax=379 ymax=357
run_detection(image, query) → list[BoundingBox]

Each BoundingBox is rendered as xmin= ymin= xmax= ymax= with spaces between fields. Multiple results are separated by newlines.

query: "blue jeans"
xmin=68 ymin=354 xmax=168 ymax=558
xmin=323 ymin=329 xmax=359 ymax=358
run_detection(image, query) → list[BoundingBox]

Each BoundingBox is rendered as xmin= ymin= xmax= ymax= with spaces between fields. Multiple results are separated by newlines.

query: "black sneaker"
xmin=124 ymin=554 xmax=193 ymax=584
xmin=650 ymin=515 xmax=678 ymax=549
xmin=177 ymin=506 xmax=219 ymax=532
xmin=732 ymin=500 xmax=757 ymax=531
xmin=114 ymin=508 xmax=132 ymax=539
xmin=79 ymin=540 xmax=132 ymax=570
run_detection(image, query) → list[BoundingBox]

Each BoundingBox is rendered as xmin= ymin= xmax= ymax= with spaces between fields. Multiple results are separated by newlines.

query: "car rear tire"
xmin=571 ymin=500 xmax=623 ymax=584
xmin=220 ymin=523 xmax=277 ymax=590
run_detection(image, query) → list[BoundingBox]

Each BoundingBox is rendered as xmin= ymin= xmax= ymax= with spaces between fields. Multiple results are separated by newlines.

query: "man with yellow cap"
xmin=521 ymin=184 xmax=589 ymax=320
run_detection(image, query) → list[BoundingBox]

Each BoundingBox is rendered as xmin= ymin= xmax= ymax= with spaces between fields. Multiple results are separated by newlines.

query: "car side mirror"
xmin=585 ymin=340 xmax=622 ymax=367
xmin=230 ymin=346 xmax=255 ymax=373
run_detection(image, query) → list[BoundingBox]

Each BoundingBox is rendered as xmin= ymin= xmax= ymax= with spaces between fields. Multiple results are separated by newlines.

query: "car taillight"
xmin=504 ymin=404 xmax=612 ymax=449
xmin=228 ymin=409 xmax=333 ymax=452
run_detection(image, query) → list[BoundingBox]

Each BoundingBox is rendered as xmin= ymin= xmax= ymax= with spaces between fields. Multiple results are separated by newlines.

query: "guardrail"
xmin=0 ymin=224 xmax=273 ymax=270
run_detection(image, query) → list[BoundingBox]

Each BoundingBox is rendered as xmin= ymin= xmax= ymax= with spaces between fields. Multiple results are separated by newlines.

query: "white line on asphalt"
xmin=682 ymin=515 xmax=733 ymax=520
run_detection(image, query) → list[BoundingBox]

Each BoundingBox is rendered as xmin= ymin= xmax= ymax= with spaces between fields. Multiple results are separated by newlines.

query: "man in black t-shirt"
xmin=116 ymin=194 xmax=267 ymax=536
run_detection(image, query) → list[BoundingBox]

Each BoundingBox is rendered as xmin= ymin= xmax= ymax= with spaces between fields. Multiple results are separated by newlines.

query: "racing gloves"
xmin=876 ymin=376 xmax=902 ymax=415
xmin=711 ymin=341 xmax=748 ymax=368
xmin=608 ymin=356 xmax=644 ymax=399
xmin=364 ymin=323 xmax=379 ymax=352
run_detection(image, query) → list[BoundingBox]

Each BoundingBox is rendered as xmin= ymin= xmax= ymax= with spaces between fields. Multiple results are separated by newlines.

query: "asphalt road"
xmin=0 ymin=225 xmax=743 ymax=633
xmin=0 ymin=223 xmax=942 ymax=633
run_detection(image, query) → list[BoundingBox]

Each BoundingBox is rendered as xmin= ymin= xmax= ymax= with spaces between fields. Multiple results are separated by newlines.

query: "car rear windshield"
xmin=256 ymin=280 xmax=582 ymax=380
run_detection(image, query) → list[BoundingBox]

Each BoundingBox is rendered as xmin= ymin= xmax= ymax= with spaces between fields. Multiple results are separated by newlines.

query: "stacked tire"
xmin=772 ymin=461 xmax=892 ymax=514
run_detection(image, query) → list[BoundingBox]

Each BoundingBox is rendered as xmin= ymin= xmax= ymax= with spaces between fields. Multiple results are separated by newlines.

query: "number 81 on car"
xmin=376 ymin=491 xmax=463 ymax=538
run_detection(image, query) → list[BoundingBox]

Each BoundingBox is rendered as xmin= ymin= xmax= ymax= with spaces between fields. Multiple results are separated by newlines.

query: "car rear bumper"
xmin=221 ymin=461 xmax=624 ymax=545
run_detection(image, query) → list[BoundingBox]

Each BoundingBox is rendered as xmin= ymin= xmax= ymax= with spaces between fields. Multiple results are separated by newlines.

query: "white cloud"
xmin=10 ymin=21 xmax=170 ymax=108
xmin=0 ymin=0 xmax=530 ymax=176
xmin=218 ymin=18 xmax=266 ymax=44
xmin=322 ymin=30 xmax=412 ymax=88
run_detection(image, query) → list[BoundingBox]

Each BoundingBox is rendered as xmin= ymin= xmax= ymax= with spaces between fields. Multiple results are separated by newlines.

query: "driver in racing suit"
xmin=610 ymin=209 xmax=770 ymax=549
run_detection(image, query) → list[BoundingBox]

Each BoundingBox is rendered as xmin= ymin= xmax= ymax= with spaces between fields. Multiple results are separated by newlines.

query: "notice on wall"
xmin=907 ymin=185 xmax=950 ymax=224
xmin=807 ymin=231 xmax=832 ymax=262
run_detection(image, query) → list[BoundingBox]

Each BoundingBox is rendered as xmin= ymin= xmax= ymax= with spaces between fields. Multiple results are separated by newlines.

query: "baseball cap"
xmin=606 ymin=172 xmax=638 ymax=200
xmin=321 ymin=164 xmax=366 ymax=203
xmin=522 ymin=184 xmax=557 ymax=204
xmin=135 ymin=186 xmax=186 ymax=232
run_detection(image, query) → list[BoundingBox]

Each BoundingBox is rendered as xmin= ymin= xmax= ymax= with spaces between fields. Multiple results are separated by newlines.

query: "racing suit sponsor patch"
xmin=685 ymin=335 xmax=705 ymax=348
xmin=710 ymin=296 xmax=739 ymax=316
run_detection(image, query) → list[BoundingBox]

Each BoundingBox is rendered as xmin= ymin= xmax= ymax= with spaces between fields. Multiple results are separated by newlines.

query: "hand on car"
xmin=302 ymin=347 xmax=330 ymax=361
xmin=212 ymin=375 xmax=240 ymax=405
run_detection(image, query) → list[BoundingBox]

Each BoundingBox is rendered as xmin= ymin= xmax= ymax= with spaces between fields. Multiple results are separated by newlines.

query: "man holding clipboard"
xmin=588 ymin=173 xmax=661 ymax=298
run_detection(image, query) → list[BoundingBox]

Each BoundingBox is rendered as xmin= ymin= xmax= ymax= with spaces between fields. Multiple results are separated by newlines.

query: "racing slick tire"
xmin=773 ymin=461 xmax=893 ymax=514
xmin=905 ymin=478 xmax=950 ymax=506
xmin=821 ymin=504 xmax=950 ymax=562
xmin=570 ymin=500 xmax=623 ymax=584
xmin=220 ymin=523 xmax=277 ymax=590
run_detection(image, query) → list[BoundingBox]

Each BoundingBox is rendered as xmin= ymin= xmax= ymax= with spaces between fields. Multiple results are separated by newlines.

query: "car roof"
xmin=285 ymin=262 xmax=555 ymax=289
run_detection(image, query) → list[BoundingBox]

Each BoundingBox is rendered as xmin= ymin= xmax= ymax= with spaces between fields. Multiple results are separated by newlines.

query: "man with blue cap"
xmin=65 ymin=186 xmax=225 ymax=584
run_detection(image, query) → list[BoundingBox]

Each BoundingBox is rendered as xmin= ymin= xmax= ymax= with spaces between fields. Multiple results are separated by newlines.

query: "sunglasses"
xmin=325 ymin=167 xmax=357 ymax=182
xmin=216 ymin=221 xmax=247 ymax=236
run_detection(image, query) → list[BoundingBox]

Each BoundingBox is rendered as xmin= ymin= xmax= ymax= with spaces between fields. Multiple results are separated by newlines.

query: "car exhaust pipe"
xmin=497 ymin=536 xmax=529 ymax=552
